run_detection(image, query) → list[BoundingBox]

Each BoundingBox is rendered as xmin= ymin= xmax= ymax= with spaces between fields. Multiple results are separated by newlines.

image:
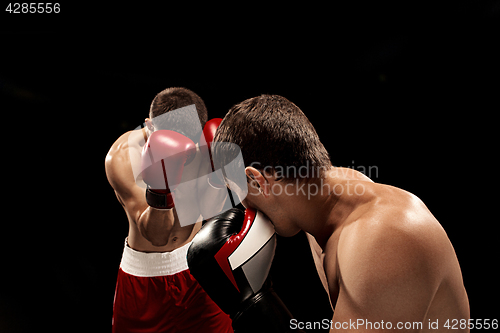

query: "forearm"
xmin=137 ymin=206 xmax=175 ymax=246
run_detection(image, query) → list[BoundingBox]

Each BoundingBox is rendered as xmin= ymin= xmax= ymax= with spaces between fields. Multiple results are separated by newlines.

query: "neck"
xmin=285 ymin=173 xmax=361 ymax=249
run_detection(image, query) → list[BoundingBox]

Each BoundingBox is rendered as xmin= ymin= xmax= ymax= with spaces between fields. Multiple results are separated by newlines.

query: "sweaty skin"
xmin=105 ymin=126 xmax=226 ymax=252
xmin=237 ymin=167 xmax=469 ymax=333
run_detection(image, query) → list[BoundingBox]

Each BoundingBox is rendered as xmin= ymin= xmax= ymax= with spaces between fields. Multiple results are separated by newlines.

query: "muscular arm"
xmin=105 ymin=132 xmax=174 ymax=246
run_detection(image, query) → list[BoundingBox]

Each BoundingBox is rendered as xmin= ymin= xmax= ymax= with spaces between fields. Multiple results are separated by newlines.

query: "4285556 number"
xmin=444 ymin=318 xmax=498 ymax=330
xmin=5 ymin=3 xmax=60 ymax=13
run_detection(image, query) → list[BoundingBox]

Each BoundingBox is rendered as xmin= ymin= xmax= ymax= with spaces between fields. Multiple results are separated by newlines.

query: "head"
xmin=213 ymin=94 xmax=331 ymax=236
xmin=145 ymin=87 xmax=208 ymax=142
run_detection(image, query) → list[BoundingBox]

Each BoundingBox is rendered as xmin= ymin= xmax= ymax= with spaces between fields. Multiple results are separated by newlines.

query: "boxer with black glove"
xmin=187 ymin=208 xmax=304 ymax=333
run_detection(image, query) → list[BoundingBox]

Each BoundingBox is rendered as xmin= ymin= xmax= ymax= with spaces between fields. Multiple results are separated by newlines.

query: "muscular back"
xmin=105 ymin=128 xmax=217 ymax=252
xmin=322 ymin=174 xmax=469 ymax=332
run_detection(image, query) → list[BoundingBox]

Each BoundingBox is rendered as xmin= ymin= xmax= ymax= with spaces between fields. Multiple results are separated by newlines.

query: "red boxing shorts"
xmin=112 ymin=239 xmax=233 ymax=333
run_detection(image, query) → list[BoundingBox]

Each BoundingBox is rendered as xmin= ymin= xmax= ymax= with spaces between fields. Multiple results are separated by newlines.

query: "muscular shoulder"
xmin=336 ymin=186 xmax=447 ymax=314
xmin=105 ymin=130 xmax=148 ymax=203
xmin=341 ymin=186 xmax=445 ymax=267
xmin=106 ymin=132 xmax=131 ymax=165
xmin=105 ymin=131 xmax=133 ymax=188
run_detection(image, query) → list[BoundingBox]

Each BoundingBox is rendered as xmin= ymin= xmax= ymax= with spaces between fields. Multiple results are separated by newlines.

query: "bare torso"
xmin=106 ymin=128 xmax=211 ymax=252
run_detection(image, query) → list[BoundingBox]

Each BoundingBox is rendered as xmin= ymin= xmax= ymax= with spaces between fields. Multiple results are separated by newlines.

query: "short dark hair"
xmin=213 ymin=94 xmax=331 ymax=183
xmin=149 ymin=87 xmax=208 ymax=142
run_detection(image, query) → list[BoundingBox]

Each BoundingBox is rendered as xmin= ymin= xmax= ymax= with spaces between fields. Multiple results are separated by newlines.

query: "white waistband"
xmin=119 ymin=239 xmax=191 ymax=277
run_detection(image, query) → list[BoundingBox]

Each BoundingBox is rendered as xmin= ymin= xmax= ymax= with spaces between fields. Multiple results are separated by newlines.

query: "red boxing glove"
xmin=201 ymin=118 xmax=225 ymax=188
xmin=141 ymin=130 xmax=196 ymax=209
xmin=202 ymin=118 xmax=222 ymax=153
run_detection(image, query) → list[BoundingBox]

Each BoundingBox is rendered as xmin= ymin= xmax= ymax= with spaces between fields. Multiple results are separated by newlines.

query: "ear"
xmin=245 ymin=166 xmax=270 ymax=198
xmin=145 ymin=118 xmax=154 ymax=132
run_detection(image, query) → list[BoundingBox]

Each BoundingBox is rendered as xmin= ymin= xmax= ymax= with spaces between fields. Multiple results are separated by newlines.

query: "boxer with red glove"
xmin=106 ymin=88 xmax=234 ymax=333
xmin=141 ymin=130 xmax=197 ymax=209
xmin=187 ymin=208 xmax=305 ymax=333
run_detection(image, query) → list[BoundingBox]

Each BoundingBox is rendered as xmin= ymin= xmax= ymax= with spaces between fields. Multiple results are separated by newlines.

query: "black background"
xmin=1 ymin=2 xmax=498 ymax=332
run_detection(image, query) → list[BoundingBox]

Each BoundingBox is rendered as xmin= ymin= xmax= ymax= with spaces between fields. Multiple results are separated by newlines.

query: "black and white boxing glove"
xmin=187 ymin=208 xmax=304 ymax=333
